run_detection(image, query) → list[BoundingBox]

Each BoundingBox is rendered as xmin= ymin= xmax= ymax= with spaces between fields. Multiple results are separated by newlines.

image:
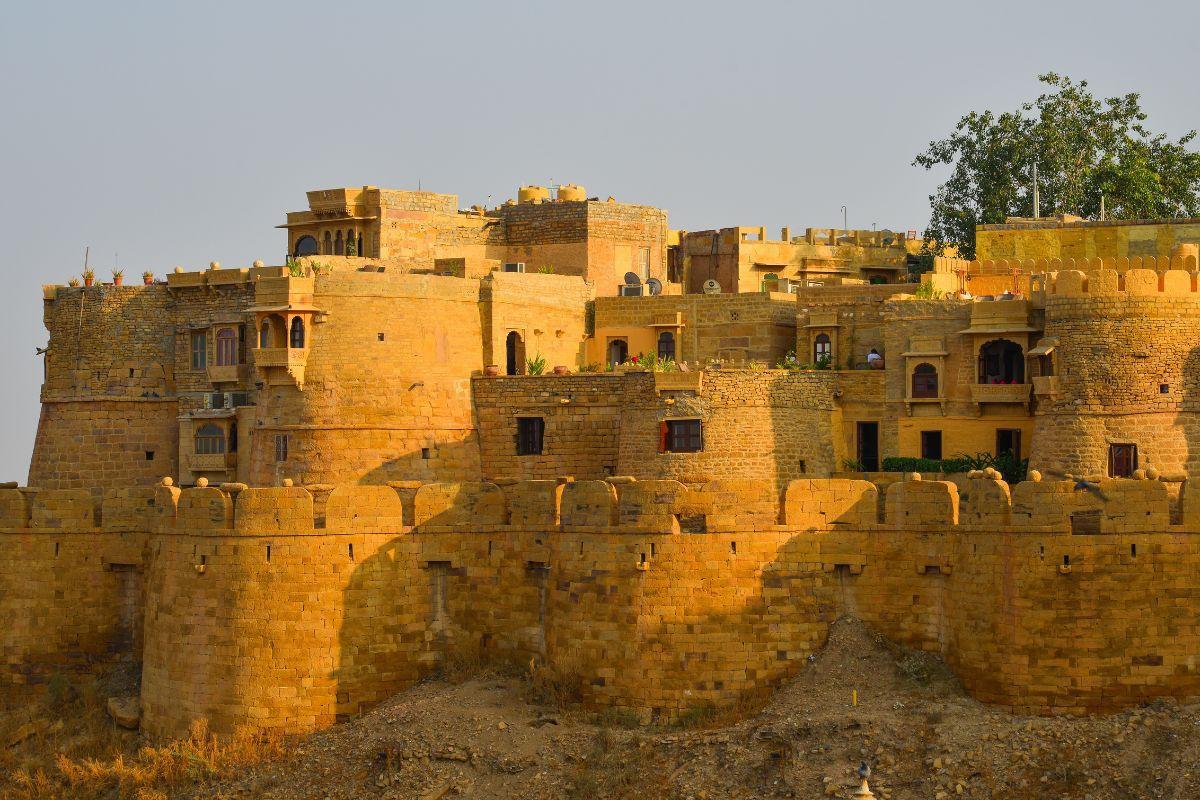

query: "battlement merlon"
xmin=0 ymin=473 xmax=1187 ymax=537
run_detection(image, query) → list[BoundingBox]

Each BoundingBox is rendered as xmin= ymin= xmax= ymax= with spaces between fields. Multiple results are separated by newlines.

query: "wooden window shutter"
xmin=658 ymin=421 xmax=668 ymax=453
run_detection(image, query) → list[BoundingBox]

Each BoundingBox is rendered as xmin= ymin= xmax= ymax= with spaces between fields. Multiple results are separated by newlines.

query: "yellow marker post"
xmin=852 ymin=689 xmax=858 ymax=707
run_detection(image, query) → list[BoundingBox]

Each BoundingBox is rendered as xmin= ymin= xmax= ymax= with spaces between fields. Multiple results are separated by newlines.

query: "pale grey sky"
xmin=1 ymin=0 xmax=1197 ymax=480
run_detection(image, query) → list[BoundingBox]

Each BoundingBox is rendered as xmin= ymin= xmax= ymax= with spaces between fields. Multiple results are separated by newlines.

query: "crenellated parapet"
xmin=0 ymin=471 xmax=1192 ymax=537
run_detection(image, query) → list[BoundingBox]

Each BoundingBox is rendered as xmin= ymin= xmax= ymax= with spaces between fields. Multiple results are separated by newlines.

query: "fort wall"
xmin=7 ymin=475 xmax=1200 ymax=737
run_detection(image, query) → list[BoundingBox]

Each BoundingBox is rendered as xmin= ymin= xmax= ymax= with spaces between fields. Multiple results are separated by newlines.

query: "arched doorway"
xmin=293 ymin=235 xmax=319 ymax=257
xmin=505 ymin=331 xmax=525 ymax=375
xmin=322 ymin=231 xmax=332 ymax=255
xmin=978 ymin=339 xmax=1024 ymax=384
xmin=607 ymin=339 xmax=628 ymax=367
xmin=334 ymin=231 xmax=344 ymax=255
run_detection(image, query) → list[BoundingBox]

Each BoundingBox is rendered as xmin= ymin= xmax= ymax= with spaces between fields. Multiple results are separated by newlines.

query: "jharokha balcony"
xmin=970 ymin=382 xmax=1032 ymax=405
xmin=252 ymin=346 xmax=309 ymax=388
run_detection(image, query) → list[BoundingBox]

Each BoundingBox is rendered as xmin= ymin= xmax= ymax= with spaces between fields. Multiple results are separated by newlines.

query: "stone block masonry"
xmin=4 ymin=473 xmax=1200 ymax=738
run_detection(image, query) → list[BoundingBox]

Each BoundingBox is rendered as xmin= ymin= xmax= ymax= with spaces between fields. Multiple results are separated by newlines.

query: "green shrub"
xmin=880 ymin=451 xmax=1028 ymax=483
xmin=526 ymin=353 xmax=547 ymax=376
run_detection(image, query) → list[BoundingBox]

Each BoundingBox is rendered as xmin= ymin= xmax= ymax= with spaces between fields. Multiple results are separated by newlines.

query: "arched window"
xmin=294 ymin=235 xmax=318 ymax=257
xmin=259 ymin=320 xmax=271 ymax=349
xmin=813 ymin=333 xmax=832 ymax=363
xmin=290 ymin=317 xmax=305 ymax=349
xmin=322 ymin=231 xmax=332 ymax=255
xmin=215 ymin=328 xmax=237 ymax=366
xmin=506 ymin=331 xmax=525 ymax=375
xmin=978 ymin=339 xmax=1024 ymax=384
xmin=911 ymin=363 xmax=939 ymax=398
xmin=357 ymin=232 xmax=364 ymax=257
xmin=334 ymin=230 xmax=344 ymax=255
xmin=657 ymin=331 xmax=675 ymax=361
xmin=194 ymin=423 xmax=226 ymax=455
xmin=607 ymin=339 xmax=628 ymax=367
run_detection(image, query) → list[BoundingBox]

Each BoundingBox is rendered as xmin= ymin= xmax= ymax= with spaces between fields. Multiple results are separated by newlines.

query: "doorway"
xmin=856 ymin=422 xmax=879 ymax=472
xmin=505 ymin=331 xmax=525 ymax=375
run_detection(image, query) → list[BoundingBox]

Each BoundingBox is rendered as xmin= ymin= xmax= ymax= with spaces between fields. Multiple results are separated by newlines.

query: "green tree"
xmin=914 ymin=73 xmax=1200 ymax=258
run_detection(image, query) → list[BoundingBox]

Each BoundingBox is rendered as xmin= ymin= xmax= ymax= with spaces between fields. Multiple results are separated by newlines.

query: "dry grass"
xmin=525 ymin=658 xmax=584 ymax=710
xmin=0 ymin=670 xmax=286 ymax=800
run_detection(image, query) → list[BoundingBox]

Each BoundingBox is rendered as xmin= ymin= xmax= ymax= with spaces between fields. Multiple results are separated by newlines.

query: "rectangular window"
xmin=1108 ymin=443 xmax=1137 ymax=478
xmin=661 ymin=419 xmax=702 ymax=453
xmin=996 ymin=429 xmax=1022 ymax=459
xmin=920 ymin=430 xmax=943 ymax=460
xmin=516 ymin=417 xmax=545 ymax=456
xmin=638 ymin=247 xmax=651 ymax=281
xmin=190 ymin=330 xmax=207 ymax=370
xmin=274 ymin=433 xmax=289 ymax=463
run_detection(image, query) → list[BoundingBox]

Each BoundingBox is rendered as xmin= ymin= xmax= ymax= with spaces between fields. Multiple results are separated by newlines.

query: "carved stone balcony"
xmin=971 ymin=383 xmax=1032 ymax=405
xmin=252 ymin=347 xmax=309 ymax=387
xmin=252 ymin=348 xmax=307 ymax=368
xmin=189 ymin=452 xmax=236 ymax=472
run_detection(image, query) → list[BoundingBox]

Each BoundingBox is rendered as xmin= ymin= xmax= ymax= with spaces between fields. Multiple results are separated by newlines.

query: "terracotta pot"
xmin=83 ymin=277 xmax=94 ymax=287
xmin=552 ymin=365 xmax=570 ymax=375
xmin=143 ymin=276 xmax=153 ymax=285
xmin=483 ymin=365 xmax=502 ymax=377
xmin=113 ymin=276 xmax=123 ymax=286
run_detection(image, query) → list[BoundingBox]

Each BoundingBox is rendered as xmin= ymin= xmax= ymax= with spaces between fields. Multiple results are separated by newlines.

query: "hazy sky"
xmin=1 ymin=0 xmax=1198 ymax=480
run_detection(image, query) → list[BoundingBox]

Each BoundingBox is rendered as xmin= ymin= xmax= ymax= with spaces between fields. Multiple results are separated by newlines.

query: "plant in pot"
xmin=82 ymin=269 xmax=95 ymax=287
xmin=112 ymin=269 xmax=124 ymax=286
xmin=142 ymin=271 xmax=154 ymax=285
xmin=68 ymin=277 xmax=80 ymax=287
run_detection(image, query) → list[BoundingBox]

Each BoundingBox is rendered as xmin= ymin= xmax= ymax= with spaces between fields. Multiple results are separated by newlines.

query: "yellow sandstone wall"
xmin=976 ymin=218 xmax=1200 ymax=262
xmin=7 ymin=474 xmax=1200 ymax=738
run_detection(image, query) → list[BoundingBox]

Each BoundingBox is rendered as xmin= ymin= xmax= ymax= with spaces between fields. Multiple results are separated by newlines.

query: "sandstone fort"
xmin=10 ymin=183 xmax=1200 ymax=738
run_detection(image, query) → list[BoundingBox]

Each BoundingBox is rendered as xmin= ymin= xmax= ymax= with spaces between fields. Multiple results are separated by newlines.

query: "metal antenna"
xmin=840 ymin=205 xmax=848 ymax=231
xmin=1100 ymin=193 xmax=1106 ymax=221
xmin=1032 ymin=163 xmax=1040 ymax=219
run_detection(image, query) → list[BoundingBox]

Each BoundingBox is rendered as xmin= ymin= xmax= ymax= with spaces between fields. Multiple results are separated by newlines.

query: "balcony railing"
xmin=252 ymin=347 xmax=308 ymax=368
xmin=971 ymin=383 xmax=1032 ymax=404
xmin=189 ymin=452 xmax=236 ymax=471
xmin=206 ymin=364 xmax=247 ymax=384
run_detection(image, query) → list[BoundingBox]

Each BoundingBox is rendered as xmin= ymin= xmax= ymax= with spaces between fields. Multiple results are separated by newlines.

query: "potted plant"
xmin=82 ymin=269 xmax=94 ymax=287
xmin=112 ymin=269 xmax=124 ymax=286
xmin=68 ymin=278 xmax=80 ymax=287
xmin=142 ymin=271 xmax=154 ymax=285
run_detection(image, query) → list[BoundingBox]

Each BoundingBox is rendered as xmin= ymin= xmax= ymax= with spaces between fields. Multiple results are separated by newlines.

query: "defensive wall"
xmin=4 ymin=474 xmax=1200 ymax=739
xmin=1029 ymin=265 xmax=1200 ymax=484
xmin=975 ymin=216 xmax=1200 ymax=262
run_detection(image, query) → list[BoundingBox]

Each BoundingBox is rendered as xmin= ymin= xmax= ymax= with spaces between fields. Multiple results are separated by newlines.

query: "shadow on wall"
xmin=357 ymin=436 xmax=480 ymax=487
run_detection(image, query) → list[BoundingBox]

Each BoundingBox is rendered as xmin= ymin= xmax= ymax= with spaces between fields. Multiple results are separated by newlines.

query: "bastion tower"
xmin=1027 ymin=260 xmax=1200 ymax=489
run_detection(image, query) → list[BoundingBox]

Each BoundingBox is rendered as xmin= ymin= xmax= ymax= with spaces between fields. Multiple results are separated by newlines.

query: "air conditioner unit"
xmin=502 ymin=262 xmax=526 ymax=273
xmin=619 ymin=284 xmax=644 ymax=297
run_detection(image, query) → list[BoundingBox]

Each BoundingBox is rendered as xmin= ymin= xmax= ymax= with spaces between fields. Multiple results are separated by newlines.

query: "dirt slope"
xmin=188 ymin=617 xmax=1200 ymax=800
